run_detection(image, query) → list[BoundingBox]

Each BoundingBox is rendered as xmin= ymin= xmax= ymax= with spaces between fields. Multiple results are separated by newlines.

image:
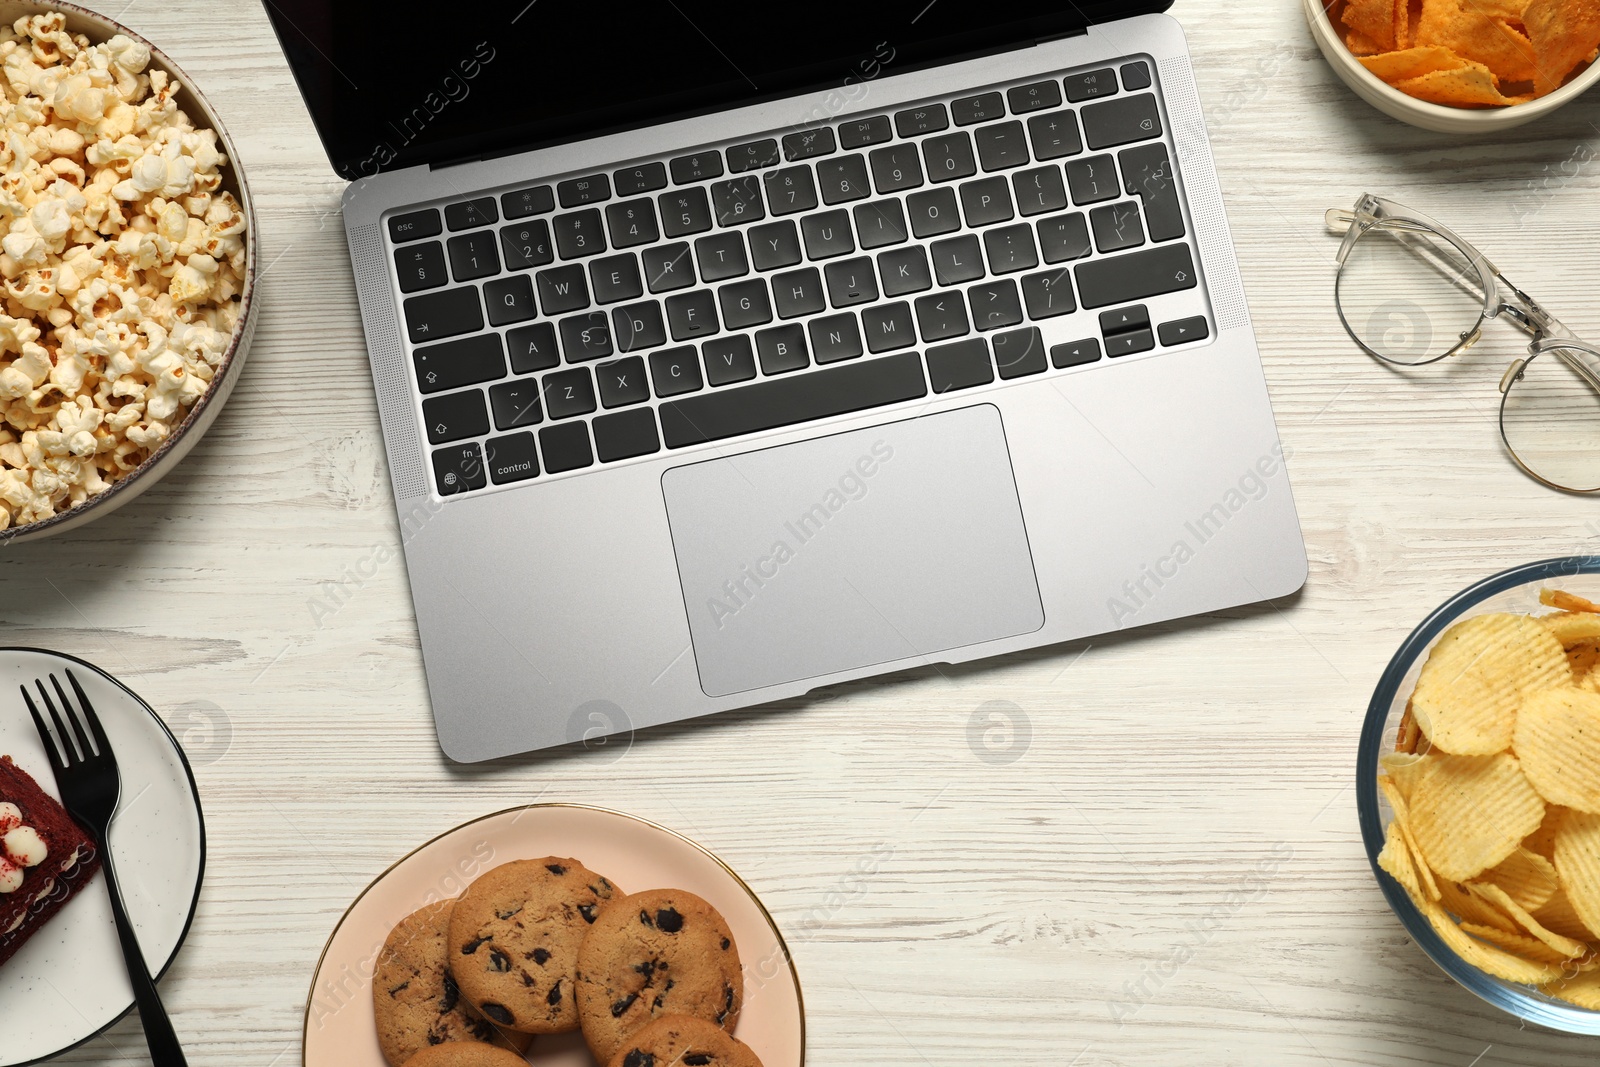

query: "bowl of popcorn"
xmin=0 ymin=2 xmax=253 ymax=541
xmin=1306 ymin=0 xmax=1600 ymax=132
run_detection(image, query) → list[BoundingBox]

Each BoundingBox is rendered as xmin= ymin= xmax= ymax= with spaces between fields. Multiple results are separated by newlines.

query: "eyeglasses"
xmin=1326 ymin=193 xmax=1600 ymax=494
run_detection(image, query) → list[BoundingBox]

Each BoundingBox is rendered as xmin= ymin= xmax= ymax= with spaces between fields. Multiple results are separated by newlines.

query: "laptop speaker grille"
xmin=349 ymin=222 xmax=427 ymax=500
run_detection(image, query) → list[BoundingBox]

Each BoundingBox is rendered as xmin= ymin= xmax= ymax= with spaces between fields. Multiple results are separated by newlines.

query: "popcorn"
xmin=0 ymin=15 xmax=244 ymax=531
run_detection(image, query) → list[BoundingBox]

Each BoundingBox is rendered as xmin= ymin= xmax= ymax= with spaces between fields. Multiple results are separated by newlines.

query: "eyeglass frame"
xmin=1326 ymin=192 xmax=1600 ymax=495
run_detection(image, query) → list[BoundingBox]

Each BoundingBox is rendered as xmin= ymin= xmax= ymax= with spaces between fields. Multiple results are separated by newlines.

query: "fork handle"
xmin=98 ymin=842 xmax=188 ymax=1066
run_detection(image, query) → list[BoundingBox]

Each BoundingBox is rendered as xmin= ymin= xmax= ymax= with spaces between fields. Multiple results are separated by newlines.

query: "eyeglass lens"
xmin=1501 ymin=346 xmax=1600 ymax=493
xmin=1336 ymin=221 xmax=1486 ymax=366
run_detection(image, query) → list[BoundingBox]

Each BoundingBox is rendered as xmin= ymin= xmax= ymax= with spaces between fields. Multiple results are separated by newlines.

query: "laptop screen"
xmin=264 ymin=1 xmax=1169 ymax=181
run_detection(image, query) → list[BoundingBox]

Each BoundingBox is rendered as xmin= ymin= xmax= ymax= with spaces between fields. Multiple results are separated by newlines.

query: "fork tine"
xmin=21 ymin=685 xmax=66 ymax=771
xmin=65 ymin=670 xmax=109 ymax=759
xmin=51 ymin=673 xmax=94 ymax=759
xmin=35 ymin=679 xmax=80 ymax=765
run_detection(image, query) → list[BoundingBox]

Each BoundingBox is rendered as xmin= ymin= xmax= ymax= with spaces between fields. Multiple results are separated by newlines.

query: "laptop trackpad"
xmin=661 ymin=404 xmax=1044 ymax=697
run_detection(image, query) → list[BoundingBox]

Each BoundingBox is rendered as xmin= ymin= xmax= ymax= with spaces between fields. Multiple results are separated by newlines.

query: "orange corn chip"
xmin=1394 ymin=63 xmax=1536 ymax=105
xmin=1417 ymin=0 xmax=1540 ymax=83
xmin=1348 ymin=28 xmax=1389 ymax=54
xmin=1524 ymin=0 xmax=1600 ymax=94
xmin=1360 ymin=44 xmax=1473 ymax=82
xmin=1346 ymin=0 xmax=1403 ymax=50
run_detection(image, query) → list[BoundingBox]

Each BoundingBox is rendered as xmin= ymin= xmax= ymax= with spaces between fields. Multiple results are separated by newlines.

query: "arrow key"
xmin=1158 ymin=315 xmax=1210 ymax=347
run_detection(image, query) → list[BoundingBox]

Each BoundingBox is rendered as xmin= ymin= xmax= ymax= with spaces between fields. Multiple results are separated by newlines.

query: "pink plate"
xmin=301 ymin=804 xmax=804 ymax=1066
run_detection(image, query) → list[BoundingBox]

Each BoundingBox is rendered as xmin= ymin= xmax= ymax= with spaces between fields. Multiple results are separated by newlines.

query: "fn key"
xmin=432 ymin=443 xmax=486 ymax=495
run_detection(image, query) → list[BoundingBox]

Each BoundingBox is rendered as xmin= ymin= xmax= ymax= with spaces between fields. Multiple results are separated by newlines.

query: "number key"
xmin=764 ymin=167 xmax=819 ymax=216
xmin=659 ymin=187 xmax=713 ymax=237
xmin=554 ymin=209 xmax=607 ymax=259
xmin=869 ymin=144 xmax=923 ymax=194
xmin=816 ymin=154 xmax=871 ymax=204
xmin=605 ymin=199 xmax=659 ymax=248
xmin=447 ymin=231 xmax=499 ymax=282
xmin=500 ymin=220 xmax=553 ymax=271
xmin=394 ymin=241 xmax=447 ymax=293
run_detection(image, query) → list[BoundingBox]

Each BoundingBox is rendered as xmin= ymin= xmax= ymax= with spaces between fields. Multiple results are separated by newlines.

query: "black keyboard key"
xmin=539 ymin=422 xmax=593 ymax=473
xmin=765 ymin=167 xmax=819 ymax=216
xmin=727 ymin=139 xmax=779 ymax=172
xmin=952 ymin=92 xmax=1005 ymax=125
xmin=1027 ymin=111 xmax=1083 ymax=160
xmin=643 ymin=243 xmax=695 ymax=292
xmin=1013 ymin=166 xmax=1068 ymax=217
xmin=1066 ymin=154 xmax=1119 ymax=204
xmin=801 ymin=210 xmax=855 ymax=260
xmin=853 ymin=200 xmax=908 ymax=249
xmin=809 ymin=312 xmax=863 ymax=363
xmin=1066 ymin=67 xmax=1119 ymax=103
xmin=926 ymin=337 xmax=992 ymax=393
xmin=695 ymin=232 xmax=749 ymax=281
xmin=1075 ymin=243 xmax=1196 ymax=309
xmin=614 ymin=163 xmax=668 ymax=196
xmin=1106 ymin=328 xmax=1155 ymax=357
xmin=992 ymin=326 xmax=1047 ymax=378
xmin=1020 ymin=268 xmax=1075 ymax=319
xmin=983 ymin=225 xmax=1038 ymax=274
xmin=559 ymin=174 xmax=610 ymax=207
xmin=670 ymin=151 xmax=723 ymax=183
xmin=395 ymin=241 xmax=447 ymax=293
xmin=433 ymin=442 xmax=486 ymax=494
xmin=895 ymin=104 xmax=948 ymax=137
xmin=712 ymin=176 xmax=765 ymax=226
xmin=659 ymin=188 xmax=713 ymax=237
xmin=878 ymin=246 xmax=933 ymax=296
xmin=817 ymin=154 xmax=872 ymax=204
xmin=486 ymin=431 xmax=540 ymax=483
xmin=613 ymin=300 xmax=666 ymax=351
xmin=1120 ymin=142 xmax=1184 ymax=242
xmin=1082 ymin=94 xmax=1162 ymax=150
xmin=783 ymin=127 xmax=837 ymax=160
xmin=915 ymin=290 xmax=969 ymax=342
xmin=1158 ymin=315 xmax=1209 ymax=346
xmin=719 ymin=279 xmax=773 ymax=329
xmin=861 ymin=301 xmax=915 ymax=352
xmin=703 ymin=335 xmax=757 ymax=386
xmin=445 ymin=198 xmax=497 ymax=231
xmin=590 ymin=255 xmax=644 ymax=304
xmin=448 ymin=231 xmax=500 ymax=281
xmin=537 ymin=265 xmax=590 ymax=314
xmin=502 ymin=186 xmax=555 ymax=220
xmin=554 ymin=209 xmax=606 ymax=258
xmin=931 ymin=234 xmax=984 ymax=286
xmin=907 ymin=187 xmax=961 ymax=239
xmin=1038 ymin=213 xmax=1092 ymax=263
xmin=1121 ymin=61 xmax=1152 ymax=91
xmin=560 ymin=312 xmax=614 ymax=362
xmin=490 ymin=380 xmax=543 ymax=429
xmin=757 ymin=324 xmax=809 ymax=375
xmin=596 ymin=355 xmax=650 ymax=408
xmin=543 ymin=367 xmax=597 ymax=418
xmin=606 ymin=199 xmax=660 ymax=248
xmin=390 ymin=208 xmax=440 ymax=243
xmin=659 ymin=349 xmax=926 ymax=448
xmin=1052 ymin=337 xmax=1102 ymax=368
xmin=404 ymin=287 xmax=482 ymax=343
xmin=869 ymin=144 xmax=923 ymax=194
xmin=507 ymin=322 xmax=560 ymax=373
xmin=922 ymin=132 xmax=976 ymax=183
xmin=593 ymin=408 xmax=660 ymax=462
xmin=749 ymin=220 xmax=803 ymax=270
xmin=824 ymin=257 xmax=878 ymax=307
xmin=650 ymin=346 xmax=703 ymax=396
xmin=959 ymin=177 xmax=1014 ymax=226
xmin=968 ymin=278 xmax=1023 ymax=331
xmin=1008 ymin=80 xmax=1062 ymax=114
xmin=838 ymin=115 xmax=892 ymax=148
xmin=975 ymin=122 xmax=1030 ymax=172
xmin=485 ymin=275 xmax=536 ymax=326
xmin=501 ymin=220 xmax=554 ymax=271
xmin=1091 ymin=201 xmax=1144 ymax=253
xmin=666 ymin=290 xmax=719 ymax=340
xmin=1100 ymin=305 xmax=1150 ymax=334
xmin=423 ymin=388 xmax=489 ymax=443
xmin=414 ymin=333 xmax=504 ymax=395
xmin=772 ymin=267 xmax=826 ymax=318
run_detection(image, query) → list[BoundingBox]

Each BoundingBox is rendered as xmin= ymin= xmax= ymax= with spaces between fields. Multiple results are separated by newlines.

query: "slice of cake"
xmin=0 ymin=755 xmax=102 ymax=967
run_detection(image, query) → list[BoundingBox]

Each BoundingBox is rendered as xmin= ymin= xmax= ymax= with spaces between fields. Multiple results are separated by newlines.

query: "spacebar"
xmin=659 ymin=351 xmax=928 ymax=448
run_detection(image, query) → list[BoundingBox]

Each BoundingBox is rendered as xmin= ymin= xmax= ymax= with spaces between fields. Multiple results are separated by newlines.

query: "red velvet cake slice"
xmin=0 ymin=754 xmax=102 ymax=967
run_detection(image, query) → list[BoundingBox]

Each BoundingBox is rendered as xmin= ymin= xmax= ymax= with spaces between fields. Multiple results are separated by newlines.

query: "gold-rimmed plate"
xmin=302 ymin=804 xmax=803 ymax=1066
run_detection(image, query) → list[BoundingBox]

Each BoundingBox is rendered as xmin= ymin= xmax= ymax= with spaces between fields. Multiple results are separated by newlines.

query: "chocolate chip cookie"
xmin=575 ymin=889 xmax=743 ymax=1063
xmin=401 ymin=1042 xmax=531 ymax=1067
xmin=606 ymin=1014 xmax=764 ymax=1067
xmin=374 ymin=900 xmax=532 ymax=1065
xmin=448 ymin=857 xmax=620 ymax=1034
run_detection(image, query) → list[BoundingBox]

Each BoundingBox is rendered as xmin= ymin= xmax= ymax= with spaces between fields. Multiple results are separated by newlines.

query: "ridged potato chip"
xmin=1380 ymin=752 xmax=1430 ymax=804
xmin=1379 ymin=773 xmax=1440 ymax=899
xmin=1482 ymin=847 xmax=1561 ymax=912
xmin=1441 ymin=878 xmax=1520 ymax=934
xmin=1461 ymin=922 xmax=1573 ymax=964
xmin=1379 ymin=819 xmax=1426 ymax=898
xmin=1468 ymin=880 xmax=1589 ymax=957
xmin=1534 ymin=885 xmax=1598 ymax=942
xmin=1524 ymin=0 xmax=1600 ymax=94
xmin=1543 ymin=970 xmax=1600 ymax=1010
xmin=1410 ymin=752 xmax=1546 ymax=881
xmin=1515 ymin=688 xmax=1600 ymax=813
xmin=1421 ymin=893 xmax=1566 ymax=984
xmin=1555 ymin=809 xmax=1600 ymax=943
xmin=1411 ymin=613 xmax=1570 ymax=754
xmin=1526 ymin=805 xmax=1568 ymax=859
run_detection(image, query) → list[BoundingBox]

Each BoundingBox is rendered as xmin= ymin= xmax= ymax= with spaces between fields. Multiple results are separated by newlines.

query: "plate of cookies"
xmin=302 ymin=804 xmax=803 ymax=1067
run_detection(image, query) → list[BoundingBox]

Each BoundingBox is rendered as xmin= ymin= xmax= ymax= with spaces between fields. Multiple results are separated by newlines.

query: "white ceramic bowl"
xmin=1304 ymin=0 xmax=1600 ymax=133
xmin=0 ymin=1 xmax=256 ymax=544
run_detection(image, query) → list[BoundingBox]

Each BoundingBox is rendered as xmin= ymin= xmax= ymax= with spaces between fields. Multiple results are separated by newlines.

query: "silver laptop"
xmin=267 ymin=1 xmax=1307 ymax=761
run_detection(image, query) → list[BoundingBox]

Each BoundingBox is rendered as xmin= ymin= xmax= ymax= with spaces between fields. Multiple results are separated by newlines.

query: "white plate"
xmin=0 ymin=649 xmax=205 ymax=1066
xmin=303 ymin=804 xmax=805 ymax=1067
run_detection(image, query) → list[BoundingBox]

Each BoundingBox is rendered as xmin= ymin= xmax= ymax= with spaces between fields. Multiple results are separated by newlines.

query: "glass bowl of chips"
xmin=1306 ymin=0 xmax=1600 ymax=132
xmin=1359 ymin=556 xmax=1600 ymax=1032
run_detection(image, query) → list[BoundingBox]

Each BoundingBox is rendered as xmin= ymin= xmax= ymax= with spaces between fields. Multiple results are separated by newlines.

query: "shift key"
xmin=1074 ymin=243 xmax=1196 ymax=309
xmin=404 ymin=286 xmax=482 ymax=343
xmin=414 ymin=333 xmax=505 ymax=393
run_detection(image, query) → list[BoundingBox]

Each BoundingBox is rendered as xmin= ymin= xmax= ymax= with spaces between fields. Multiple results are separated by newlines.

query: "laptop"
xmin=266 ymin=1 xmax=1307 ymax=762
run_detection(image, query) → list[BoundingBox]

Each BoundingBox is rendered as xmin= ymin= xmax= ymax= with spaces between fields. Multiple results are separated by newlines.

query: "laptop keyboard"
xmin=386 ymin=57 xmax=1208 ymax=497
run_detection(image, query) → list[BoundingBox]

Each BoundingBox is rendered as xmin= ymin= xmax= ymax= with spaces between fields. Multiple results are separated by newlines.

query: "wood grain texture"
xmin=8 ymin=1 xmax=1600 ymax=1064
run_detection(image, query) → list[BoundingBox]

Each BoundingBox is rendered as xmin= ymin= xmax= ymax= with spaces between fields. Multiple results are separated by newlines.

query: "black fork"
xmin=24 ymin=669 xmax=188 ymax=1067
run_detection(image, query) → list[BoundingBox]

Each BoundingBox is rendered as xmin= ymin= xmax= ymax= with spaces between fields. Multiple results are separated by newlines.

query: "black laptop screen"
xmin=264 ymin=1 xmax=1170 ymax=180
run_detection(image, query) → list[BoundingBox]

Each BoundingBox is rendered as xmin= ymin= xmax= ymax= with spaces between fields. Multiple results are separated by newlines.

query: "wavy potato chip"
xmin=1379 ymin=818 xmax=1426 ymax=898
xmin=1553 ymin=808 xmax=1600 ymax=941
xmin=1441 ymin=877 xmax=1521 ymax=933
xmin=1416 ymin=0 xmax=1540 ymax=83
xmin=1524 ymin=0 xmax=1600 ymax=94
xmin=1545 ymin=612 xmax=1600 ymax=645
xmin=1380 ymin=752 xmax=1431 ymax=804
xmin=1421 ymin=892 xmax=1567 ymax=983
xmin=1482 ymin=846 xmax=1561 ymax=912
xmin=1411 ymin=613 xmax=1570 ymax=754
xmin=1410 ymin=752 xmax=1546 ymax=881
xmin=1469 ymin=880 xmax=1590 ymax=957
xmin=1461 ymin=922 xmax=1574 ymax=964
xmin=1525 ymin=805 xmax=1569 ymax=860
xmin=1543 ymin=969 xmax=1600 ymax=1009
xmin=1380 ymin=773 xmax=1441 ymax=899
xmin=1515 ymin=688 xmax=1600 ymax=813
xmin=1534 ymin=885 xmax=1598 ymax=942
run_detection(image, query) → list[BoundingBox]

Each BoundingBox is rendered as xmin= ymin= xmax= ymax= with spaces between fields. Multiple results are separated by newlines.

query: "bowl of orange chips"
xmin=1307 ymin=0 xmax=1600 ymax=131
xmin=1360 ymin=557 xmax=1600 ymax=1031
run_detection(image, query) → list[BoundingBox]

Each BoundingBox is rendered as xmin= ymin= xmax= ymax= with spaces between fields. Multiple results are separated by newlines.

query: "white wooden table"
xmin=13 ymin=2 xmax=1600 ymax=1064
